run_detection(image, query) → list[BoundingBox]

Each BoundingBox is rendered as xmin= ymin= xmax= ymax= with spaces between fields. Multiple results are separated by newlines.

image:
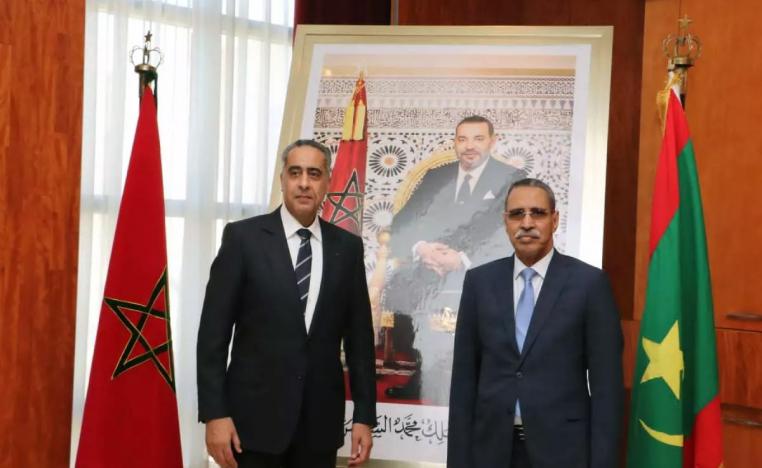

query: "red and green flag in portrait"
xmin=627 ymin=89 xmax=723 ymax=467
xmin=321 ymin=74 xmax=368 ymax=235
xmin=76 ymin=87 xmax=182 ymax=468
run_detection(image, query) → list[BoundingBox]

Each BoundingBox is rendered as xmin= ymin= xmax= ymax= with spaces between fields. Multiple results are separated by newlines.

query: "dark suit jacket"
xmin=448 ymin=251 xmax=623 ymax=468
xmin=196 ymin=207 xmax=376 ymax=454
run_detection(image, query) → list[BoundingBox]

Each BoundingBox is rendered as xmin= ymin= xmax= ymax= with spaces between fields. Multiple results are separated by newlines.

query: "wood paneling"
xmin=0 ymin=0 xmax=85 ymax=466
xmin=621 ymin=319 xmax=640 ymax=389
xmin=681 ymin=0 xmax=762 ymax=333
xmin=722 ymin=404 xmax=762 ymax=468
xmin=635 ymin=0 xmax=762 ymax=332
xmin=634 ymin=0 xmax=762 ymax=459
xmin=398 ymin=0 xmax=646 ymax=320
xmin=295 ymin=0 xmax=391 ymax=25
xmin=717 ymin=329 xmax=762 ymax=409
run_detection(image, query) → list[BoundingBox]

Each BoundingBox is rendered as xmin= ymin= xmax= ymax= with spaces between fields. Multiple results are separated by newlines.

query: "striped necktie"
xmin=294 ymin=228 xmax=312 ymax=312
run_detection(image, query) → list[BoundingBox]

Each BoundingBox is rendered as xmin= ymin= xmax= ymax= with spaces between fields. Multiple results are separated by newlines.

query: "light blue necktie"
xmin=515 ymin=267 xmax=537 ymax=420
xmin=516 ymin=268 xmax=537 ymax=351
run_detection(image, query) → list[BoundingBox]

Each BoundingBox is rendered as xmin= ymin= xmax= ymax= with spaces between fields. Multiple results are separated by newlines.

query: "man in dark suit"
xmin=197 ymin=140 xmax=376 ymax=468
xmin=384 ymin=116 xmax=526 ymax=403
xmin=448 ymin=178 xmax=623 ymax=468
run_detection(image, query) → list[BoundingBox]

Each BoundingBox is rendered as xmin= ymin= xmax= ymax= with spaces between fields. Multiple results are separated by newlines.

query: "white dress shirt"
xmin=280 ymin=206 xmax=323 ymax=331
xmin=512 ymin=249 xmax=554 ymax=311
xmin=454 ymin=157 xmax=489 ymax=201
xmin=512 ymin=248 xmax=554 ymax=424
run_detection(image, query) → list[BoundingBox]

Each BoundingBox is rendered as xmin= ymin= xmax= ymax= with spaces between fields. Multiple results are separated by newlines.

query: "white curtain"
xmin=71 ymin=1 xmax=294 ymax=466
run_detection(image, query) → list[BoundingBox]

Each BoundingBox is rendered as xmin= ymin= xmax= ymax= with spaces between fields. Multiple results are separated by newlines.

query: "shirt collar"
xmin=280 ymin=205 xmax=322 ymax=242
xmin=514 ymin=248 xmax=554 ymax=280
xmin=457 ymin=156 xmax=490 ymax=184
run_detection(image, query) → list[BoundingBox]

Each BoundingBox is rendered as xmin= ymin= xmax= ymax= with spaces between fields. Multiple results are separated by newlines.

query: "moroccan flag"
xmin=321 ymin=74 xmax=368 ymax=234
xmin=627 ymin=89 xmax=723 ymax=467
xmin=76 ymin=86 xmax=183 ymax=467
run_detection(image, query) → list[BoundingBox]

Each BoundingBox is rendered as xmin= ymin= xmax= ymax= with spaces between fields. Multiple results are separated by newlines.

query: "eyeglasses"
xmin=503 ymin=208 xmax=551 ymax=220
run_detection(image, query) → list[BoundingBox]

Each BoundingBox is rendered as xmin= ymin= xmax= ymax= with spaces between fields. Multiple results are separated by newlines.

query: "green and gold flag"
xmin=627 ymin=89 xmax=723 ymax=467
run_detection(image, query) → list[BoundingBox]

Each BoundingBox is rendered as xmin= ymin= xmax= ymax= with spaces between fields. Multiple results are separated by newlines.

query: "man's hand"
xmin=206 ymin=417 xmax=242 ymax=468
xmin=348 ymin=423 xmax=373 ymax=466
xmin=416 ymin=242 xmax=465 ymax=276
xmin=416 ymin=242 xmax=450 ymax=276
xmin=432 ymin=247 xmax=464 ymax=273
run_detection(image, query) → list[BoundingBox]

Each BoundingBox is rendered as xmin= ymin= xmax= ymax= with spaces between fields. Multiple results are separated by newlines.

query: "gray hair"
xmin=280 ymin=139 xmax=332 ymax=175
xmin=505 ymin=178 xmax=557 ymax=211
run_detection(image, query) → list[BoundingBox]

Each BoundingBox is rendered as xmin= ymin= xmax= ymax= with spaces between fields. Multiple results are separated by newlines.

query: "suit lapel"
xmin=495 ymin=256 xmax=520 ymax=356
xmin=435 ymin=163 xmax=459 ymax=204
xmin=519 ymin=251 xmax=569 ymax=365
xmin=470 ymin=158 xmax=496 ymax=201
xmin=262 ymin=207 xmax=307 ymax=336
xmin=308 ymin=219 xmax=338 ymax=337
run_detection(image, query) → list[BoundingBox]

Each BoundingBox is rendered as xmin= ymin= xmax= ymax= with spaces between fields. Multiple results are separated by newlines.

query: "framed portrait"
xmin=271 ymin=25 xmax=613 ymax=467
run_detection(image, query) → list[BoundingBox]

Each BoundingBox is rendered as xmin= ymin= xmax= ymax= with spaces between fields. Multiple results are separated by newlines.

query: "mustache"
xmin=515 ymin=229 xmax=541 ymax=240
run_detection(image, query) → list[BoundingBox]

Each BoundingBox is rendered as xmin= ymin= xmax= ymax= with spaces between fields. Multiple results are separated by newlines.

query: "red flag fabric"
xmin=626 ymin=90 xmax=723 ymax=467
xmin=76 ymin=87 xmax=182 ymax=467
xmin=321 ymin=75 xmax=368 ymax=234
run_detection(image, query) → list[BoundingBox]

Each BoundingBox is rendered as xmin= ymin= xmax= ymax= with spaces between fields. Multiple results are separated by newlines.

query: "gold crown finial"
xmin=663 ymin=16 xmax=702 ymax=70
xmin=130 ymin=31 xmax=163 ymax=100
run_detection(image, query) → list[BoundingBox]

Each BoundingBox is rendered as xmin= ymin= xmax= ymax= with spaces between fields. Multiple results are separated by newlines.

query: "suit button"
xmin=516 ymin=371 xmax=523 ymax=379
xmin=297 ymin=375 xmax=303 ymax=381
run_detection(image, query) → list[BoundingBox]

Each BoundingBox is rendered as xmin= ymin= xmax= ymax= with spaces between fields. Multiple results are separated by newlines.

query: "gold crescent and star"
xmin=638 ymin=321 xmax=685 ymax=447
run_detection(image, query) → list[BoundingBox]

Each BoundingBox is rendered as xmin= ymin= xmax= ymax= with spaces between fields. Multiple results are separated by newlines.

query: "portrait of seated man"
xmin=382 ymin=115 xmax=526 ymax=405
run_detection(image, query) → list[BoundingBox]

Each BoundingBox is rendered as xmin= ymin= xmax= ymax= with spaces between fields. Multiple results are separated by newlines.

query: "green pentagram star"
xmin=325 ymin=170 xmax=364 ymax=229
xmin=104 ymin=269 xmax=176 ymax=391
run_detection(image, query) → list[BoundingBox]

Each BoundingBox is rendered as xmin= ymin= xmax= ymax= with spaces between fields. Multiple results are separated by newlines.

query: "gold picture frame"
xmin=272 ymin=25 xmax=613 ymax=467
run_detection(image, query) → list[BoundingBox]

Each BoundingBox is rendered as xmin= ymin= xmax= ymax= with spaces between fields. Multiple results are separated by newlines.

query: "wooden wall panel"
xmin=635 ymin=0 xmax=762 ymax=332
xmin=716 ymin=329 xmax=762 ymax=409
xmin=633 ymin=0 xmax=680 ymax=321
xmin=0 ymin=0 xmax=85 ymax=466
xmin=722 ymin=404 xmax=762 ymax=468
xmin=397 ymin=0 xmax=646 ymax=320
xmin=681 ymin=0 xmax=762 ymax=332
xmin=635 ymin=4 xmax=762 ymax=460
xmin=296 ymin=0 xmax=391 ymax=25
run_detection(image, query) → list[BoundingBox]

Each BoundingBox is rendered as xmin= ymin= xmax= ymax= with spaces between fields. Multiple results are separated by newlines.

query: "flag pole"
xmin=131 ymin=31 xmax=163 ymax=104
xmin=76 ymin=31 xmax=182 ymax=468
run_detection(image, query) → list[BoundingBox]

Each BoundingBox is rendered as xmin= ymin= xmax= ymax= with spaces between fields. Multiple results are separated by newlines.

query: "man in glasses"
xmin=448 ymin=178 xmax=623 ymax=468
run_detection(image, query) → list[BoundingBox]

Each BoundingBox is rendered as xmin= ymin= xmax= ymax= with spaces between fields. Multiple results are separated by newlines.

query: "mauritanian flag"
xmin=321 ymin=74 xmax=368 ymax=235
xmin=627 ymin=89 xmax=723 ymax=467
xmin=76 ymin=87 xmax=183 ymax=467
